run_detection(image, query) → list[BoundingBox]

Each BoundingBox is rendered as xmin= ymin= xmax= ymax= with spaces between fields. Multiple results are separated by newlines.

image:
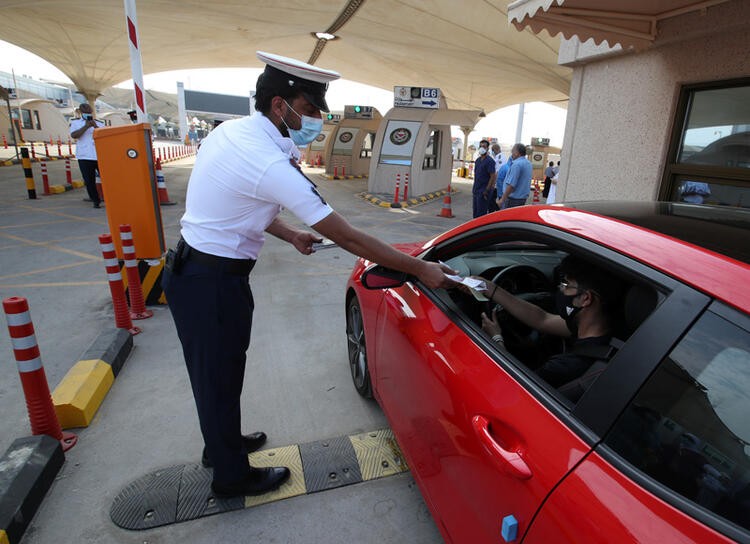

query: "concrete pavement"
xmin=0 ymin=155 xmax=475 ymax=543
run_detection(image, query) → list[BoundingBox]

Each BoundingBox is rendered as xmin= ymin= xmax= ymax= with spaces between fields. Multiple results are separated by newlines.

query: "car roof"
xmin=433 ymin=202 xmax=750 ymax=313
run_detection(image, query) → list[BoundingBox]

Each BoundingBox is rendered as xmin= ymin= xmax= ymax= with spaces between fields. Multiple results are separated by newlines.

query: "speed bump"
xmin=110 ymin=428 xmax=408 ymax=530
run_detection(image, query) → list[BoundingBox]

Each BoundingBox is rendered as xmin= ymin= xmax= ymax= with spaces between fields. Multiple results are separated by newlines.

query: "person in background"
xmin=496 ymin=143 xmax=532 ymax=209
xmin=543 ymin=161 xmax=555 ymax=199
xmin=472 ymin=139 xmax=497 ymax=217
xmin=69 ymin=103 xmax=105 ymax=208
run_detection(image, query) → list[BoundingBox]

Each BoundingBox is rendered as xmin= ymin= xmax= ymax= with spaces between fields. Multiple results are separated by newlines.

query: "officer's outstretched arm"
xmin=312 ymin=212 xmax=457 ymax=290
xmin=266 ymin=217 xmax=321 ymax=255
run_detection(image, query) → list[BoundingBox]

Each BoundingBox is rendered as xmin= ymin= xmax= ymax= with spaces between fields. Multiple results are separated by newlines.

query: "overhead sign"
xmin=531 ymin=137 xmax=550 ymax=146
xmin=344 ymin=105 xmax=374 ymax=119
xmin=325 ymin=113 xmax=342 ymax=124
xmin=393 ymin=86 xmax=441 ymax=109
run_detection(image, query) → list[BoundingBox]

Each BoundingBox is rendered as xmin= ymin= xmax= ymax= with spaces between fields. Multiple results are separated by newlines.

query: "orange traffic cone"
xmin=532 ymin=181 xmax=540 ymax=205
xmin=437 ymin=184 xmax=454 ymax=218
xmin=155 ymin=158 xmax=176 ymax=206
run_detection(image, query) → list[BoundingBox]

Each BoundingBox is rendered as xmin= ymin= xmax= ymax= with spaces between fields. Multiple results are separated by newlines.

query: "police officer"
xmin=162 ymin=51 xmax=457 ymax=498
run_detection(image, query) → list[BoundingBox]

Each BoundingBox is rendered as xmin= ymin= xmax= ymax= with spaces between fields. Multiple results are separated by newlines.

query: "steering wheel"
xmin=489 ymin=265 xmax=553 ymax=363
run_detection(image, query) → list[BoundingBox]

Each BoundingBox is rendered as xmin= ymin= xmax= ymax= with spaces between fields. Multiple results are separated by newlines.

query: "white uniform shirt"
xmin=180 ymin=113 xmax=333 ymax=259
xmin=69 ymin=117 xmax=104 ymax=160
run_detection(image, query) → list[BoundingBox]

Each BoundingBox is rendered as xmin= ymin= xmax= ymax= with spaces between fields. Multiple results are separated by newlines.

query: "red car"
xmin=345 ymin=202 xmax=750 ymax=543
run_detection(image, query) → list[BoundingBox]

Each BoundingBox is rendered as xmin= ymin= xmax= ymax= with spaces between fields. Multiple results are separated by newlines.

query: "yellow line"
xmin=0 ymin=231 xmax=100 ymax=260
xmin=0 ymin=259 xmax=99 ymax=281
xmin=0 ymin=218 xmax=81 ymax=229
xmin=14 ymin=203 xmax=107 ymax=225
xmin=0 ymin=280 xmax=107 ymax=288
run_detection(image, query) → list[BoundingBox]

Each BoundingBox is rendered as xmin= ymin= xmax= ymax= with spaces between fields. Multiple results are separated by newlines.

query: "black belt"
xmin=179 ymin=239 xmax=255 ymax=276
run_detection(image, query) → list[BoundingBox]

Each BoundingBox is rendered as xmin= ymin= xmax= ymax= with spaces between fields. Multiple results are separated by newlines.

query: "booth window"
xmin=360 ymin=132 xmax=374 ymax=159
xmin=33 ymin=110 xmax=41 ymax=130
xmin=423 ymin=129 xmax=440 ymax=170
xmin=660 ymin=78 xmax=750 ymax=208
xmin=20 ymin=109 xmax=33 ymax=130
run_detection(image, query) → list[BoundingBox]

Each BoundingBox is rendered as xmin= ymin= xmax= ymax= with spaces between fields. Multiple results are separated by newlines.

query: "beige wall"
xmin=0 ymin=99 xmax=70 ymax=144
xmin=557 ymin=0 xmax=748 ymax=203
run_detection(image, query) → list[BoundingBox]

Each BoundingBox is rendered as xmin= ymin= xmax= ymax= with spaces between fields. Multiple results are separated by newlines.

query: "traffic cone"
xmin=393 ymin=173 xmax=401 ymax=203
xmin=155 ymin=158 xmax=176 ymax=205
xmin=437 ymin=184 xmax=454 ymax=218
xmin=98 ymin=234 xmax=141 ymax=335
xmin=3 ymin=296 xmax=77 ymax=451
xmin=119 ymin=224 xmax=153 ymax=320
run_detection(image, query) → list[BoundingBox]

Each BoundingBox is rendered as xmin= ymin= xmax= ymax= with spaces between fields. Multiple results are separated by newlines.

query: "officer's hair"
xmin=513 ymin=143 xmax=527 ymax=156
xmin=253 ymin=73 xmax=304 ymax=114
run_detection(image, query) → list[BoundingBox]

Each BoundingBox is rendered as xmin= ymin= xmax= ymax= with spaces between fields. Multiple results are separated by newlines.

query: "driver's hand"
xmin=481 ymin=311 xmax=502 ymax=337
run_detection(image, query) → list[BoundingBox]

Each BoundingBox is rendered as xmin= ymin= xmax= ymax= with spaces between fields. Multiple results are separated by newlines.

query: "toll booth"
xmin=528 ymin=137 xmax=562 ymax=180
xmin=305 ymin=112 xmax=341 ymax=166
xmin=94 ymin=123 xmax=165 ymax=259
xmin=369 ymin=87 xmax=481 ymax=197
xmin=325 ymin=106 xmax=382 ymax=177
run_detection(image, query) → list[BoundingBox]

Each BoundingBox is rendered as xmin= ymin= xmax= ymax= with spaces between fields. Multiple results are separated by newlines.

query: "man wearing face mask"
xmin=474 ymin=255 xmax=621 ymax=388
xmin=162 ymin=51 xmax=457 ymax=499
xmin=472 ymin=139 xmax=497 ymax=218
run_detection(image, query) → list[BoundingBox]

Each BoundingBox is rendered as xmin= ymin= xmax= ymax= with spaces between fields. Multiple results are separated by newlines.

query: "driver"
xmin=474 ymin=255 xmax=622 ymax=388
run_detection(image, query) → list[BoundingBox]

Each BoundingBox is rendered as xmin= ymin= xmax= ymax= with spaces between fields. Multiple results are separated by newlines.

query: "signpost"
xmin=393 ymin=86 xmax=441 ymax=109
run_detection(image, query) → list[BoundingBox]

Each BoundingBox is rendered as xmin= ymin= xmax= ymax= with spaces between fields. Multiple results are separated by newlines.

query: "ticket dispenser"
xmin=369 ymin=92 xmax=480 ymax=197
xmin=93 ymin=123 xmax=165 ymax=259
xmin=305 ymin=112 xmax=341 ymax=166
xmin=326 ymin=106 xmax=382 ymax=177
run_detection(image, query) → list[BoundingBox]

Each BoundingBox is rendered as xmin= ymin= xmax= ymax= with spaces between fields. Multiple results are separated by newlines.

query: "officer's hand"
xmin=291 ymin=231 xmax=322 ymax=255
xmin=418 ymin=262 xmax=460 ymax=290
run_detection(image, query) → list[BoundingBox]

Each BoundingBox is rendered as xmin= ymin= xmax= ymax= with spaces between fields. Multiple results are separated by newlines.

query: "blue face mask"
xmin=282 ymin=100 xmax=324 ymax=146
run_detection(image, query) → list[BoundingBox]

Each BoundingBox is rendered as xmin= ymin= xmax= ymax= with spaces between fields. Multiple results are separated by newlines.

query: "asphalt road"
xmin=0 ymin=155 xmax=475 ymax=543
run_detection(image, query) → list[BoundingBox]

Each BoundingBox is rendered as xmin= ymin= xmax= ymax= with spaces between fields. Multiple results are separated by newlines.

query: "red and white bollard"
xmin=333 ymin=165 xmax=338 ymax=179
xmin=65 ymin=159 xmax=73 ymax=186
xmin=30 ymin=143 xmax=36 ymax=161
xmin=3 ymin=297 xmax=77 ymax=451
xmin=44 ymin=141 xmax=50 ymax=158
xmin=98 ymin=234 xmax=141 ymax=335
xmin=2 ymin=134 xmax=7 ymax=148
xmin=342 ymin=164 xmax=346 ymax=178
xmin=41 ymin=161 xmax=51 ymax=195
xmin=402 ymin=172 xmax=410 ymax=201
xmin=155 ymin=158 xmax=176 ymax=205
xmin=393 ymin=173 xmax=401 ymax=203
xmin=67 ymin=138 xmax=73 ymax=156
xmin=119 ymin=225 xmax=153 ymax=320
xmin=56 ymin=139 xmax=63 ymax=158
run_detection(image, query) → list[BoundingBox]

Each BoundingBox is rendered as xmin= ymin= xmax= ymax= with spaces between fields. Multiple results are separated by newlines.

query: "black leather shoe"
xmin=211 ymin=466 xmax=290 ymax=498
xmin=201 ymin=432 xmax=267 ymax=468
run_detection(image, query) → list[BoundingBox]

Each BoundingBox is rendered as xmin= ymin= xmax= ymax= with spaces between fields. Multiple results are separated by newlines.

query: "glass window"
xmin=33 ymin=110 xmax=41 ymax=130
xmin=360 ymin=132 xmax=374 ymax=159
xmin=20 ymin=109 xmax=33 ymax=130
xmin=662 ymin=79 xmax=750 ymax=208
xmin=423 ymin=129 xmax=440 ymax=170
xmin=605 ymin=310 xmax=750 ymax=532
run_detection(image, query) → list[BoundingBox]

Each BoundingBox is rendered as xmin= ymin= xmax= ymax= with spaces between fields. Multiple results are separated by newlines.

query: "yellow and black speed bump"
xmin=358 ymin=189 xmax=454 ymax=209
xmin=110 ymin=428 xmax=408 ymax=530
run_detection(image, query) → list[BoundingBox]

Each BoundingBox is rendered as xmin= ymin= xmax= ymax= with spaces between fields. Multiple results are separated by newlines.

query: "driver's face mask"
xmin=555 ymin=283 xmax=584 ymax=334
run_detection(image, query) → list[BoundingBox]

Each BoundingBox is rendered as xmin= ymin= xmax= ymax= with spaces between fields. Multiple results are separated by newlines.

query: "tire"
xmin=346 ymin=296 xmax=373 ymax=398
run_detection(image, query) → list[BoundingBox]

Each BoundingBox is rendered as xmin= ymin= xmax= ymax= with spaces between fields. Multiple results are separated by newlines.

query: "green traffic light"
xmin=354 ymin=106 xmax=361 ymax=113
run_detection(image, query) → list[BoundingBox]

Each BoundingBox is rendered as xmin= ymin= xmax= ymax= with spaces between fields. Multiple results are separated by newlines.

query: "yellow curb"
xmin=0 ymin=529 xmax=8 ymax=544
xmin=49 ymin=185 xmax=66 ymax=194
xmin=71 ymin=180 xmax=85 ymax=188
xmin=52 ymin=359 xmax=114 ymax=429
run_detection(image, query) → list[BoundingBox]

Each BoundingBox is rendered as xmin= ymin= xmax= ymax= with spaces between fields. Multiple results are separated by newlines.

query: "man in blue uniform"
xmin=162 ymin=52 xmax=457 ymax=499
xmin=497 ymin=143 xmax=532 ymax=209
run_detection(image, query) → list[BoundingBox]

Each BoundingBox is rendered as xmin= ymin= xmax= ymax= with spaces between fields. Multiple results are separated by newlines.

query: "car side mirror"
xmin=360 ymin=264 xmax=410 ymax=290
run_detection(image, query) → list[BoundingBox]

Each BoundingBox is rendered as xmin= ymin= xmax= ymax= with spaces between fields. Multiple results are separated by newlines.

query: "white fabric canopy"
xmin=508 ymin=0 xmax=731 ymax=50
xmin=1 ymin=1 xmax=571 ymax=113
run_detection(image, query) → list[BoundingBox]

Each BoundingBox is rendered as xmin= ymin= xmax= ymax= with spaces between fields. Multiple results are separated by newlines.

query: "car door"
xmin=526 ymin=301 xmax=750 ymax=543
xmin=372 ymin=278 xmax=594 ymax=543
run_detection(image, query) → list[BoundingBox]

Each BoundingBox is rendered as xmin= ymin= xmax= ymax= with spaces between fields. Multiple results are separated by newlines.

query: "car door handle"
xmin=472 ymin=415 xmax=532 ymax=480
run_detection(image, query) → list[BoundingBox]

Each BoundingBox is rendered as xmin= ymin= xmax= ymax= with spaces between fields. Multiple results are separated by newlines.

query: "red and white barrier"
xmin=119 ymin=225 xmax=153 ymax=320
xmin=98 ymin=234 xmax=141 ymax=335
xmin=41 ymin=161 xmax=51 ymax=196
xmin=2 ymin=297 xmax=77 ymax=451
xmin=65 ymin=159 xmax=73 ymax=186
xmin=393 ymin=173 xmax=401 ymax=204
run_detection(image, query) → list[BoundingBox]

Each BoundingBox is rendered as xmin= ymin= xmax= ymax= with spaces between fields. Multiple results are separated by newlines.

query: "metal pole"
xmin=0 ymin=86 xmax=20 ymax=160
xmin=515 ymin=102 xmax=525 ymax=144
xmin=123 ymin=0 xmax=148 ymax=123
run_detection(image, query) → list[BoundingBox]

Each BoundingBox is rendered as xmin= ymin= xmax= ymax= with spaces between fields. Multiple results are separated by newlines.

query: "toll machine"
xmin=325 ymin=106 xmax=382 ymax=178
xmin=369 ymin=86 xmax=481 ymax=197
xmin=305 ymin=111 xmax=341 ymax=166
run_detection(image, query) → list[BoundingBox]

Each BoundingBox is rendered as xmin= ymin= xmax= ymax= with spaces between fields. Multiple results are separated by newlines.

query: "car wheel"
xmin=346 ymin=296 xmax=373 ymax=398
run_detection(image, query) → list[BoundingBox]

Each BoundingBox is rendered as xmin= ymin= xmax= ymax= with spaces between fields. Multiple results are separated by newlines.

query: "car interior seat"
xmin=557 ymin=283 xmax=660 ymax=403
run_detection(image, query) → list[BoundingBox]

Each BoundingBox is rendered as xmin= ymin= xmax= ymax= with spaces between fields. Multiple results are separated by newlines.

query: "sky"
xmin=0 ymin=39 xmax=568 ymax=147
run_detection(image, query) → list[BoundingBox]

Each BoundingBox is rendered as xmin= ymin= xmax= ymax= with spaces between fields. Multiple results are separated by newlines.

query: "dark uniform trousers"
xmin=162 ymin=257 xmax=255 ymax=485
xmin=77 ymin=159 xmax=100 ymax=204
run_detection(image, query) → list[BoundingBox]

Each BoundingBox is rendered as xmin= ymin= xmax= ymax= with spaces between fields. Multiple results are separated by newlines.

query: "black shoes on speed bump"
xmin=211 ymin=466 xmax=291 ymax=498
xmin=201 ymin=431 xmax=268 ymax=468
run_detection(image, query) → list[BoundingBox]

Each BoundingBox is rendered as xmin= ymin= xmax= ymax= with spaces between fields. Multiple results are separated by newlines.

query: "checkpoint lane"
xmin=1 ymin=158 xmax=473 ymax=543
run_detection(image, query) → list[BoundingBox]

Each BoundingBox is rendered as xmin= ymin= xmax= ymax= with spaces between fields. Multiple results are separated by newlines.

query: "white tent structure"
xmin=1 ymin=1 xmax=571 ymax=112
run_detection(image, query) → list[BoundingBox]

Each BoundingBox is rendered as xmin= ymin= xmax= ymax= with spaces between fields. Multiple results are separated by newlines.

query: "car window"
xmin=604 ymin=308 xmax=750 ymax=533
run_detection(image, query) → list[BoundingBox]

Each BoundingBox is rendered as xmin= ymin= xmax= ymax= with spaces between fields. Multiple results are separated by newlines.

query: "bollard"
xmin=21 ymin=147 xmax=37 ymax=199
xmin=342 ymin=164 xmax=346 ymax=178
xmin=532 ymin=181 xmax=540 ymax=205
xmin=49 ymin=135 xmax=53 ymax=146
xmin=2 ymin=133 xmax=7 ymax=148
xmin=393 ymin=173 xmax=401 ymax=204
xmin=30 ymin=142 xmax=36 ymax=160
xmin=99 ymin=234 xmax=141 ymax=335
xmin=333 ymin=165 xmax=338 ymax=179
xmin=40 ymin=161 xmax=51 ymax=196
xmin=403 ymin=172 xmax=410 ymax=201
xmin=65 ymin=159 xmax=73 ymax=185
xmin=56 ymin=139 xmax=63 ymax=158
xmin=155 ymin=158 xmax=176 ymax=205
xmin=119 ymin=225 xmax=153 ymax=320
xmin=3 ymin=297 xmax=77 ymax=451
xmin=67 ymin=138 xmax=72 ymax=156
xmin=437 ymin=182 xmax=455 ymax=218
xmin=43 ymin=141 xmax=50 ymax=158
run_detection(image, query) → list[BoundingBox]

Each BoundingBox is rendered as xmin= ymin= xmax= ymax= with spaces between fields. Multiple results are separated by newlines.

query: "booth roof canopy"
xmin=1 ymin=1 xmax=571 ymax=113
xmin=508 ymin=0 xmax=733 ymax=50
